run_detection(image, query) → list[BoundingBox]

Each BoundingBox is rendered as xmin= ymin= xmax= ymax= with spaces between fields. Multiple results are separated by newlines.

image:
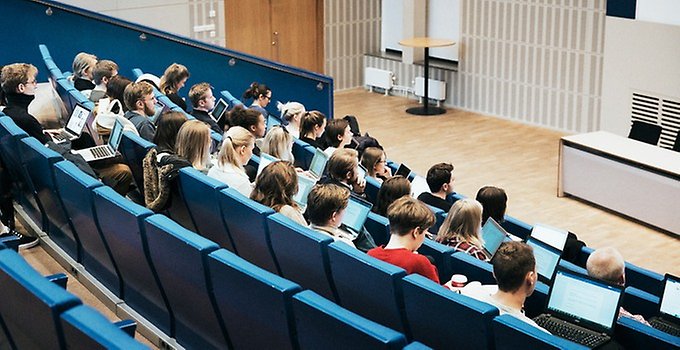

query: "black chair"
xmin=673 ymin=131 xmax=680 ymax=152
xmin=628 ymin=120 xmax=662 ymax=145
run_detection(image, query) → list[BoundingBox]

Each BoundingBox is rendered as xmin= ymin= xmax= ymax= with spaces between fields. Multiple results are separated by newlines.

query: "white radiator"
xmin=415 ymin=77 xmax=447 ymax=103
xmin=364 ymin=67 xmax=394 ymax=95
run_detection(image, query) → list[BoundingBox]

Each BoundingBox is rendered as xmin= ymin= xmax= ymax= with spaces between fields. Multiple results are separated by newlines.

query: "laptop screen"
xmin=395 ymin=163 xmax=411 ymax=179
xmin=257 ymin=153 xmax=279 ymax=176
xmin=531 ymin=224 xmax=568 ymax=251
xmin=548 ymin=269 xmax=623 ymax=334
xmin=211 ymin=98 xmax=228 ymax=122
xmin=109 ymin=119 xmax=124 ymax=150
xmin=293 ymin=174 xmax=317 ymax=209
xmin=410 ymin=175 xmax=430 ymax=198
xmin=481 ymin=217 xmax=508 ymax=257
xmin=309 ymin=148 xmax=329 ymax=178
xmin=660 ymin=274 xmax=680 ymax=320
xmin=65 ymin=103 xmax=90 ymax=136
xmin=341 ymin=196 xmax=373 ymax=233
xmin=526 ymin=237 xmax=561 ymax=283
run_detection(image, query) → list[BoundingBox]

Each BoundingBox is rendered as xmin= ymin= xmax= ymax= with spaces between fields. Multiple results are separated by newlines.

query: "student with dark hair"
xmin=188 ymin=82 xmax=221 ymax=134
xmin=373 ymin=175 xmax=411 ymax=217
xmin=105 ymin=75 xmax=132 ymax=113
xmin=475 ymin=185 xmax=507 ymax=224
xmin=89 ymin=59 xmax=118 ymax=103
xmin=159 ymin=63 xmax=190 ymax=112
xmin=307 ymin=184 xmax=356 ymax=248
xmin=418 ymin=162 xmax=455 ymax=212
xmin=299 ymin=110 xmax=327 ymax=149
xmin=360 ymin=147 xmax=392 ymax=183
xmin=251 ymin=161 xmax=307 ymax=226
xmin=228 ymin=105 xmax=266 ymax=154
xmin=153 ymin=111 xmax=188 ymax=154
xmin=323 ymin=118 xmax=353 ymax=155
xmin=368 ymin=197 xmax=439 ymax=283
xmin=243 ymin=82 xmax=271 ymax=118
xmin=322 ymin=148 xmax=366 ymax=197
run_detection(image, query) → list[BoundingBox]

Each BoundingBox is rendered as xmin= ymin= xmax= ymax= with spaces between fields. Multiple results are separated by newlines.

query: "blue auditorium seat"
xmin=60 ymin=304 xmax=146 ymax=350
xmin=38 ymin=43 xmax=51 ymax=60
xmin=449 ymin=251 xmax=496 ymax=285
xmin=622 ymin=286 xmax=660 ymax=319
xmin=403 ymin=341 xmax=432 ymax=349
xmin=131 ymin=68 xmax=144 ymax=80
xmin=365 ymin=211 xmax=390 ymax=246
xmin=56 ymin=78 xmax=77 ymax=115
xmin=501 ymin=215 xmax=532 ymax=240
xmin=53 ymin=161 xmax=122 ymax=296
xmin=220 ymin=90 xmax=244 ymax=108
xmin=327 ymin=241 xmax=409 ymax=334
xmin=364 ymin=176 xmax=381 ymax=205
xmin=292 ymin=290 xmax=408 ymax=349
xmin=524 ymin=282 xmax=549 ymax=318
xmin=418 ymin=239 xmax=455 ymax=283
xmin=218 ymin=187 xmax=280 ymax=274
xmin=0 ymin=249 xmax=81 ymax=349
xmin=144 ymin=214 xmax=227 ymax=349
xmin=267 ymin=213 xmax=337 ymax=301
xmin=615 ymin=316 xmax=680 ymax=349
xmin=558 ymin=259 xmax=588 ymax=276
xmin=426 ymin=205 xmax=446 ymax=235
xmin=208 ymin=249 xmax=301 ymax=349
xmin=177 ymin=167 xmax=236 ymax=251
xmin=267 ymin=114 xmax=281 ymax=132
xmin=163 ymin=177 xmax=198 ymax=232
xmin=92 ymin=186 xmax=172 ymax=335
xmin=492 ymin=314 xmax=587 ymax=349
xmin=292 ymin=138 xmax=315 ymax=170
xmin=118 ymin=131 xmax=154 ymax=194
xmin=20 ymin=140 xmax=80 ymax=260
xmin=401 ymin=274 xmax=499 ymax=349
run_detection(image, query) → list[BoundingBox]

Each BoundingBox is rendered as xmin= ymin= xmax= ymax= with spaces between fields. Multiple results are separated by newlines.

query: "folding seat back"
xmin=53 ymin=161 xmax=122 ymax=296
xmin=364 ymin=176 xmax=381 ymax=205
xmin=218 ymin=187 xmax=280 ymax=274
xmin=615 ymin=316 xmax=680 ymax=349
xmin=144 ymin=214 xmax=227 ymax=349
xmin=208 ymin=249 xmax=301 ymax=349
xmin=501 ymin=215 xmax=532 ymax=240
xmin=118 ymin=131 xmax=155 ymax=193
xmin=426 ymin=205 xmax=446 ymax=235
xmin=56 ymin=78 xmax=77 ymax=115
xmin=38 ymin=44 xmax=51 ymax=60
xmin=622 ymin=286 xmax=660 ymax=319
xmin=292 ymin=290 xmax=408 ymax=349
xmin=220 ymin=90 xmax=244 ymax=107
xmin=163 ymin=178 xmax=198 ymax=232
xmin=92 ymin=186 xmax=172 ymax=335
xmin=267 ymin=213 xmax=337 ymax=300
xmin=418 ymin=239 xmax=455 ymax=283
xmin=292 ymin=138 xmax=315 ymax=169
xmin=403 ymin=341 xmax=432 ymax=349
xmin=178 ymin=168 xmax=235 ymax=251
xmin=60 ymin=304 xmax=147 ymax=350
xmin=0 ymin=249 xmax=81 ymax=349
xmin=365 ymin=211 xmax=390 ymax=246
xmin=492 ymin=314 xmax=588 ymax=350
xmin=131 ymin=68 xmax=144 ymax=80
xmin=401 ymin=274 xmax=499 ymax=349
xmin=449 ymin=251 xmax=496 ymax=285
xmin=327 ymin=241 xmax=409 ymax=334
xmin=267 ymin=114 xmax=281 ymax=132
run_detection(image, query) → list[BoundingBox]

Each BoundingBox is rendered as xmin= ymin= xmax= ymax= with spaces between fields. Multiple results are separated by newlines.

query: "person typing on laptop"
xmin=306 ymin=184 xmax=356 ymax=248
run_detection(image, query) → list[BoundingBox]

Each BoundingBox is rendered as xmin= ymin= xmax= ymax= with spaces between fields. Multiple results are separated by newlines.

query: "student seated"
xmin=368 ymin=197 xmax=439 ymax=283
xmin=251 ymin=161 xmax=307 ymax=226
xmin=71 ymin=52 xmax=97 ymax=91
xmin=373 ymin=175 xmax=410 ymax=217
xmin=189 ymin=82 xmax=221 ymax=134
xmin=159 ymin=63 xmax=190 ymax=112
xmin=417 ymin=162 xmax=455 ymax=212
xmin=586 ymin=247 xmax=649 ymax=325
xmin=306 ymin=184 xmax=356 ymax=248
xmin=277 ymin=101 xmax=305 ymax=138
xmin=175 ymin=120 xmax=211 ymax=173
xmin=262 ymin=125 xmax=294 ymax=162
xmin=228 ymin=105 xmax=266 ymax=156
xmin=360 ymin=146 xmax=392 ymax=184
xmin=123 ymin=81 xmax=157 ymax=141
xmin=207 ymin=126 xmax=255 ymax=197
xmin=323 ymin=118 xmax=353 ymax=156
xmin=436 ymin=198 xmax=490 ymax=261
xmin=243 ymin=82 xmax=271 ymax=119
xmin=459 ymin=241 xmax=549 ymax=333
xmin=320 ymin=148 xmax=366 ymax=198
xmin=89 ymin=59 xmax=118 ymax=103
xmin=475 ymin=185 xmax=507 ymax=224
xmin=299 ymin=110 xmax=327 ymax=149
xmin=104 ymin=75 xmax=132 ymax=114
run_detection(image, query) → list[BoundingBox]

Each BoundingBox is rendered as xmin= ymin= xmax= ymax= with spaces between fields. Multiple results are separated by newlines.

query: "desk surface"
xmin=561 ymin=131 xmax=680 ymax=175
xmin=399 ymin=37 xmax=455 ymax=48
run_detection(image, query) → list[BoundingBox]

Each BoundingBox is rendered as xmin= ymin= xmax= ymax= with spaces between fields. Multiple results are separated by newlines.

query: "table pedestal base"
xmin=406 ymin=105 xmax=447 ymax=115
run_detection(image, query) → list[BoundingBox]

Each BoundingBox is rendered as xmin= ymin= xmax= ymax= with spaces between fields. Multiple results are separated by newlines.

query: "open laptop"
xmin=309 ymin=148 xmax=330 ymax=178
xmin=526 ymin=236 xmax=562 ymax=284
xmin=531 ymin=223 xmax=569 ymax=251
xmin=210 ymin=98 xmax=228 ymax=123
xmin=341 ymin=196 xmax=373 ymax=235
xmin=649 ymin=274 xmax=680 ymax=337
xmin=534 ymin=268 xmax=624 ymax=349
xmin=292 ymin=174 xmax=318 ymax=212
xmin=257 ymin=153 xmax=279 ymax=176
xmin=410 ymin=175 xmax=430 ymax=198
xmin=72 ymin=119 xmax=123 ymax=162
xmin=45 ymin=103 xmax=90 ymax=143
xmin=481 ymin=217 xmax=511 ymax=258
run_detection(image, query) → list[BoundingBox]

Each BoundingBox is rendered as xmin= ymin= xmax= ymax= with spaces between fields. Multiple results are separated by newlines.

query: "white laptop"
xmin=341 ymin=196 xmax=373 ymax=235
xmin=530 ymin=223 xmax=569 ymax=251
xmin=292 ymin=174 xmax=318 ymax=211
xmin=72 ymin=119 xmax=123 ymax=162
xmin=526 ymin=236 xmax=562 ymax=284
xmin=309 ymin=147 xmax=330 ymax=178
xmin=410 ymin=175 xmax=431 ymax=198
xmin=45 ymin=103 xmax=90 ymax=143
xmin=257 ymin=153 xmax=279 ymax=176
xmin=210 ymin=98 xmax=228 ymax=123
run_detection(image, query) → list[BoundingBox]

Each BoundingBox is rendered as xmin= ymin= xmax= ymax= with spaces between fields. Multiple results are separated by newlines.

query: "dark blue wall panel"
xmin=607 ymin=0 xmax=637 ymax=19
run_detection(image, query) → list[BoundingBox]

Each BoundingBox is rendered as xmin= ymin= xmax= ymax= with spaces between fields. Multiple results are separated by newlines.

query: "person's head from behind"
xmin=175 ymin=120 xmax=211 ymax=170
xmin=1 ymin=63 xmax=38 ymax=96
xmin=105 ymin=75 xmax=132 ymax=110
xmin=160 ymin=63 xmax=190 ymax=94
xmin=228 ymin=104 xmax=266 ymax=138
xmin=306 ymin=184 xmax=351 ymax=228
xmin=476 ymin=186 xmax=507 ymax=225
xmin=327 ymin=148 xmax=360 ymax=185
xmin=586 ymin=247 xmax=625 ymax=286
xmin=262 ymin=125 xmax=294 ymax=162
xmin=72 ymin=52 xmax=97 ymax=80
xmin=153 ymin=111 xmax=188 ymax=152
xmin=124 ymin=81 xmax=156 ymax=116
xmin=243 ymin=82 xmax=271 ymax=108
xmin=491 ymin=242 xmax=537 ymax=296
xmin=387 ymin=197 xmax=435 ymax=249
xmin=375 ymin=175 xmax=411 ymax=217
xmin=300 ymin=111 xmax=327 ymax=139
xmin=436 ymin=198 xmax=483 ymax=246
xmin=361 ymin=147 xmax=388 ymax=179
xmin=426 ymin=162 xmax=455 ymax=195
xmin=218 ymin=126 xmax=255 ymax=169
xmin=92 ymin=60 xmax=118 ymax=87
xmin=188 ymin=82 xmax=215 ymax=111
xmin=278 ymin=101 xmax=305 ymax=125
xmin=250 ymin=161 xmax=298 ymax=211
xmin=325 ymin=119 xmax=352 ymax=149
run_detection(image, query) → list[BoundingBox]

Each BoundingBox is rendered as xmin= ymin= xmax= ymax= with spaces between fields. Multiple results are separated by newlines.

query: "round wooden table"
xmin=399 ymin=37 xmax=455 ymax=115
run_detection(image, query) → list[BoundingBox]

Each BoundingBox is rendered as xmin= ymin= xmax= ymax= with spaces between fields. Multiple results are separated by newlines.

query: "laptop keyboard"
xmin=91 ymin=146 xmax=113 ymax=159
xmin=535 ymin=315 xmax=608 ymax=348
xmin=650 ymin=318 xmax=680 ymax=337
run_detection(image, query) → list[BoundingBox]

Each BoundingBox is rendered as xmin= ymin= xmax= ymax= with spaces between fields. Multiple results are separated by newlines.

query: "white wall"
xmin=599 ymin=17 xmax=680 ymax=135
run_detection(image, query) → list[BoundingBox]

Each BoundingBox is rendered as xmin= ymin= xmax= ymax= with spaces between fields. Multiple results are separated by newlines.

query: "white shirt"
xmin=310 ymin=224 xmax=356 ymax=248
xmin=323 ymin=146 xmax=337 ymax=156
xmin=207 ymin=162 xmax=253 ymax=197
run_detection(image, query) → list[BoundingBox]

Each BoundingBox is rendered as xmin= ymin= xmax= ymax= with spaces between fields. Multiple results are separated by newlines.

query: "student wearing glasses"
xmin=243 ymin=82 xmax=271 ymax=119
xmin=360 ymin=146 xmax=392 ymax=184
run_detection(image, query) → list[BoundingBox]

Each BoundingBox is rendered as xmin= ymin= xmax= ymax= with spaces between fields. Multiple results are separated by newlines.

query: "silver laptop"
xmin=46 ymin=103 xmax=90 ymax=143
xmin=526 ymin=236 xmax=562 ymax=284
xmin=534 ymin=268 xmax=624 ymax=349
xmin=649 ymin=274 xmax=680 ymax=337
xmin=257 ymin=153 xmax=279 ymax=177
xmin=481 ymin=217 xmax=511 ymax=258
xmin=210 ymin=98 xmax=228 ymax=123
xmin=309 ymin=147 xmax=330 ymax=178
xmin=341 ymin=196 xmax=373 ymax=234
xmin=72 ymin=119 xmax=123 ymax=162
xmin=292 ymin=174 xmax=318 ymax=211
xmin=410 ymin=175 xmax=430 ymax=198
xmin=531 ymin=223 xmax=569 ymax=251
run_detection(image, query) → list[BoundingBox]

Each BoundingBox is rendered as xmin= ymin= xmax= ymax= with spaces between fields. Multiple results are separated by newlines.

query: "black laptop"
xmin=526 ymin=236 xmax=562 ymax=284
xmin=649 ymin=274 xmax=680 ymax=337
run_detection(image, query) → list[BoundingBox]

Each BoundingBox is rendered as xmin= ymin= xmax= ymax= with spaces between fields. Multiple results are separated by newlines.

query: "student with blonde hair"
xmin=436 ymin=198 xmax=489 ymax=261
xmin=71 ymin=52 xmax=97 ymax=91
xmin=277 ymin=101 xmax=305 ymax=138
xmin=159 ymin=63 xmax=190 ymax=111
xmin=208 ymin=126 xmax=255 ymax=197
xmin=306 ymin=184 xmax=356 ymax=248
xmin=360 ymin=147 xmax=392 ymax=183
xmin=261 ymin=125 xmax=294 ymax=162
xmin=250 ymin=161 xmax=307 ymax=226
xmin=175 ymin=120 xmax=211 ymax=172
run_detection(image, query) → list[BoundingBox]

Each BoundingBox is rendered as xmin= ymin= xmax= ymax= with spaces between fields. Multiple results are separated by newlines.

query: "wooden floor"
xmin=334 ymin=88 xmax=680 ymax=276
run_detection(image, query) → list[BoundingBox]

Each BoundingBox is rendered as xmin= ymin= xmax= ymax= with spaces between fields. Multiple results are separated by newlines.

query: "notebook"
xmin=481 ymin=217 xmax=511 ymax=258
xmin=45 ymin=103 xmax=90 ymax=143
xmin=526 ymin=236 xmax=562 ymax=284
xmin=257 ymin=153 xmax=279 ymax=176
xmin=210 ymin=98 xmax=228 ymax=123
xmin=410 ymin=175 xmax=430 ymax=198
xmin=292 ymin=174 xmax=318 ymax=211
xmin=309 ymin=148 xmax=330 ymax=178
xmin=531 ymin=223 xmax=569 ymax=251
xmin=341 ymin=195 xmax=373 ymax=234
xmin=395 ymin=163 xmax=412 ymax=179
xmin=72 ymin=119 xmax=123 ymax=162
xmin=534 ymin=268 xmax=624 ymax=348
xmin=649 ymin=274 xmax=680 ymax=337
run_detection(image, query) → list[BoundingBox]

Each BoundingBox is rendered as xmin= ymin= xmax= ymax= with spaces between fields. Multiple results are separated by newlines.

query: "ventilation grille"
xmin=631 ymin=92 xmax=680 ymax=149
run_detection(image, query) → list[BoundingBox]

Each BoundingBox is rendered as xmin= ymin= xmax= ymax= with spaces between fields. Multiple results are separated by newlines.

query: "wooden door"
xmin=225 ymin=0 xmax=273 ymax=59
